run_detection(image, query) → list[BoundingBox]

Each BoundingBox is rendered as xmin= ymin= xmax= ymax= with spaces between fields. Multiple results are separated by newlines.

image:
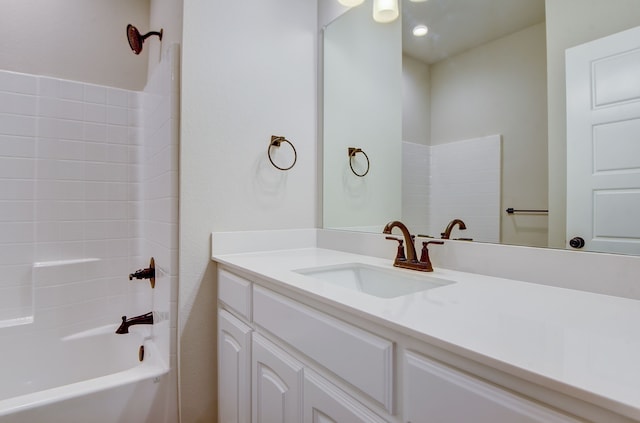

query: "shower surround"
xmin=0 ymin=45 xmax=179 ymax=422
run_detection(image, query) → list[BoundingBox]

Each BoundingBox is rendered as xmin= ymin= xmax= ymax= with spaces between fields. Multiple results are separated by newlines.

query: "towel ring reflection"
xmin=268 ymin=135 xmax=297 ymax=171
xmin=348 ymin=147 xmax=370 ymax=177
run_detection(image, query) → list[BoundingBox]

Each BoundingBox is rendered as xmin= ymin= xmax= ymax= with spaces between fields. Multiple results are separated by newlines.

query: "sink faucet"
xmin=383 ymin=221 xmax=443 ymax=272
xmin=116 ymin=312 xmax=154 ymax=334
xmin=383 ymin=220 xmax=418 ymax=262
xmin=441 ymin=219 xmax=466 ymax=239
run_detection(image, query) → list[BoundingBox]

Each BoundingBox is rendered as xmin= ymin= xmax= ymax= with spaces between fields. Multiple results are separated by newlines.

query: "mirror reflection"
xmin=322 ymin=0 xmax=640 ymax=255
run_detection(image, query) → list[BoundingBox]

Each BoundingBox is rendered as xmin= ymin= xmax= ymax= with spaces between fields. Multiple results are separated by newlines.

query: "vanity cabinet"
xmin=217 ymin=268 xmax=388 ymax=423
xmin=403 ymin=351 xmax=581 ymax=423
xmin=217 ymin=266 xmax=597 ymax=423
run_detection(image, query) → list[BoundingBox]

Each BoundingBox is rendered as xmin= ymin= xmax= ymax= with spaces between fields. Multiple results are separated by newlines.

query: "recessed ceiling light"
xmin=413 ymin=24 xmax=429 ymax=37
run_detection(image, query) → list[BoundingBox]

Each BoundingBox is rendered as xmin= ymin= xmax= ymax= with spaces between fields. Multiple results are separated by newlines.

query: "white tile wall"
xmin=402 ymin=136 xmax=501 ymax=242
xmin=402 ymin=141 xmax=430 ymax=235
xmin=140 ymin=44 xmax=180 ymax=371
xmin=0 ymin=46 xmax=179 ymax=372
xmin=0 ymin=71 xmax=36 ymax=322
xmin=430 ymin=135 xmax=501 ymax=243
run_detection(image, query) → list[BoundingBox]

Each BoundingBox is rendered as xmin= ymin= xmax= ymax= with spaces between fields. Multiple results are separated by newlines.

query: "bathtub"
xmin=0 ymin=324 xmax=169 ymax=423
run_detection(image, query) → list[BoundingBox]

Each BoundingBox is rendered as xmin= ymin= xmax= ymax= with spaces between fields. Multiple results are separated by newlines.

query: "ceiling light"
xmin=413 ymin=24 xmax=429 ymax=37
xmin=373 ymin=0 xmax=399 ymax=23
xmin=338 ymin=0 xmax=365 ymax=6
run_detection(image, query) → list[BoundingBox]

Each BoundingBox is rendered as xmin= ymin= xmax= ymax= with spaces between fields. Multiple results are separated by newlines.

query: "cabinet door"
xmin=403 ymin=351 xmax=582 ymax=423
xmin=304 ymin=370 xmax=389 ymax=423
xmin=252 ymin=333 xmax=304 ymax=423
xmin=218 ymin=309 xmax=252 ymax=423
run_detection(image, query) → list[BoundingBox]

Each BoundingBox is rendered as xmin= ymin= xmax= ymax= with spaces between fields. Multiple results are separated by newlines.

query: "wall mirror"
xmin=322 ymin=0 xmax=640 ymax=255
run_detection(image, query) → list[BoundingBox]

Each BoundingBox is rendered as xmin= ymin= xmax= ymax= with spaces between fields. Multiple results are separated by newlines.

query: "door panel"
xmin=252 ymin=333 xmax=303 ymax=423
xmin=566 ymin=25 xmax=640 ymax=254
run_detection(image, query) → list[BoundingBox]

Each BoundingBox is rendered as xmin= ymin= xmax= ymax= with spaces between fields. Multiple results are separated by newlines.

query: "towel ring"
xmin=348 ymin=147 xmax=370 ymax=177
xmin=268 ymin=135 xmax=297 ymax=171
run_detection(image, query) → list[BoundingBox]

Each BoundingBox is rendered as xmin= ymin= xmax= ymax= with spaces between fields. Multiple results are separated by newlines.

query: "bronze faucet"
xmin=116 ymin=312 xmax=154 ymax=334
xmin=441 ymin=219 xmax=467 ymax=239
xmin=383 ymin=221 xmax=443 ymax=272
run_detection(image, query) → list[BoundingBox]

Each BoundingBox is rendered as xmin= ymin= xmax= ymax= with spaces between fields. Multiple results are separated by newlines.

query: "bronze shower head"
xmin=127 ymin=24 xmax=163 ymax=55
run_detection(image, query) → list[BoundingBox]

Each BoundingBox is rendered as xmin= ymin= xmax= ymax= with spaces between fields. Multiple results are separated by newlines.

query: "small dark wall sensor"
xmin=127 ymin=24 xmax=163 ymax=55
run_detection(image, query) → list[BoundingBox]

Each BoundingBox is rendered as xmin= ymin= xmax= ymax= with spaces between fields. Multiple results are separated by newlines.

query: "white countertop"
xmin=213 ymin=247 xmax=640 ymax=421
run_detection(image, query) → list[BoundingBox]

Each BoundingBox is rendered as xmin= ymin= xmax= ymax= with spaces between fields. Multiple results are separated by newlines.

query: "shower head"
xmin=126 ymin=24 xmax=163 ymax=55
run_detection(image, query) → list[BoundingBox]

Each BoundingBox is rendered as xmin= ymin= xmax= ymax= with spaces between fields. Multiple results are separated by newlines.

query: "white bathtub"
xmin=0 ymin=324 xmax=169 ymax=423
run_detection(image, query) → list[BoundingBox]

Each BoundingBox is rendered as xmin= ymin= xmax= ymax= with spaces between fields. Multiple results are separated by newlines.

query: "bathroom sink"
xmin=294 ymin=263 xmax=454 ymax=298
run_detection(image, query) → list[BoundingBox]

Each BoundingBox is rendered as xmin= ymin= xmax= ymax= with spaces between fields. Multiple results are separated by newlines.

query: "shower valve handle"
xmin=128 ymin=257 xmax=156 ymax=288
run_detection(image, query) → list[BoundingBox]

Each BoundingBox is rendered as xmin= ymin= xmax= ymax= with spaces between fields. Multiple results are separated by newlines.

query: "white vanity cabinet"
xmin=217 ymin=266 xmax=602 ymax=423
xmin=217 ymin=267 xmax=389 ymax=423
xmin=403 ymin=351 xmax=582 ymax=423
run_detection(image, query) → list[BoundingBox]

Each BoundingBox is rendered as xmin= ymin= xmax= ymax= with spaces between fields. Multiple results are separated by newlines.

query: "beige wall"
xmin=0 ymin=0 xmax=149 ymax=90
xmin=546 ymin=0 xmax=640 ymax=248
xmin=180 ymin=0 xmax=318 ymax=421
xmin=430 ymin=23 xmax=548 ymax=247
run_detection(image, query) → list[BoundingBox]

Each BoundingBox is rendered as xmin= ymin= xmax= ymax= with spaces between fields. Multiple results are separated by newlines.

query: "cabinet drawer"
xmin=253 ymin=285 xmax=394 ymax=413
xmin=218 ymin=268 xmax=252 ymax=321
xmin=404 ymin=351 xmax=582 ymax=423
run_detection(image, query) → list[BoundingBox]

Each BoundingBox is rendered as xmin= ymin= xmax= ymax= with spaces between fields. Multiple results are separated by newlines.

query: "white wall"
xmin=430 ymin=23 xmax=548 ymax=247
xmin=545 ymin=0 xmax=640 ymax=248
xmin=323 ymin=0 xmax=402 ymax=230
xmin=402 ymin=54 xmax=430 ymax=146
xmin=0 ymin=0 xmax=150 ymax=91
xmin=180 ymin=0 xmax=317 ymax=420
xmin=148 ymin=0 xmax=184 ymax=82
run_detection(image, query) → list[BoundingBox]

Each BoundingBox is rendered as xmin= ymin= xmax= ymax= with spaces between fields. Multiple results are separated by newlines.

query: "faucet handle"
xmin=385 ymin=236 xmax=406 ymax=261
xmin=425 ymin=240 xmax=444 ymax=246
xmin=417 ymin=234 xmax=434 ymax=238
xmin=419 ymin=240 xmax=444 ymax=268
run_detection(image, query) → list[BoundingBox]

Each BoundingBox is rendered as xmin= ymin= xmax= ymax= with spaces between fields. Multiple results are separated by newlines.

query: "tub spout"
xmin=116 ymin=312 xmax=153 ymax=334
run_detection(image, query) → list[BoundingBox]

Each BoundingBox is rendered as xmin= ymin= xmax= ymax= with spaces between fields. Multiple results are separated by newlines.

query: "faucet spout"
xmin=383 ymin=220 xmax=444 ymax=272
xmin=116 ymin=312 xmax=154 ymax=334
xmin=441 ymin=219 xmax=466 ymax=239
xmin=382 ymin=220 xmax=417 ymax=262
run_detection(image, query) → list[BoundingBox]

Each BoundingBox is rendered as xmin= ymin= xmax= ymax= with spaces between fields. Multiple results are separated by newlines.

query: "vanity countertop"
xmin=212 ymin=247 xmax=640 ymax=420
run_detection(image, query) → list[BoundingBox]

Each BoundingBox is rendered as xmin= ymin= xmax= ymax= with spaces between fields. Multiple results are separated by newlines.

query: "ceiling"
xmin=402 ymin=0 xmax=545 ymax=64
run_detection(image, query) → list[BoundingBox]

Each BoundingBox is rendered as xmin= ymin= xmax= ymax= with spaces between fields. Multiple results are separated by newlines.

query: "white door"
xmin=252 ymin=333 xmax=304 ymax=423
xmin=566 ymin=25 xmax=640 ymax=254
xmin=218 ymin=310 xmax=252 ymax=423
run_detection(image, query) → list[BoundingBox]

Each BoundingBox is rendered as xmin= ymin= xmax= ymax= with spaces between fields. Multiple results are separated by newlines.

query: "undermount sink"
xmin=294 ymin=263 xmax=454 ymax=298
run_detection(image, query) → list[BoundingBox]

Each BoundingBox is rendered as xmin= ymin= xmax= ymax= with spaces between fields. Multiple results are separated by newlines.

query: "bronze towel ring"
xmin=268 ymin=135 xmax=297 ymax=171
xmin=348 ymin=147 xmax=370 ymax=177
